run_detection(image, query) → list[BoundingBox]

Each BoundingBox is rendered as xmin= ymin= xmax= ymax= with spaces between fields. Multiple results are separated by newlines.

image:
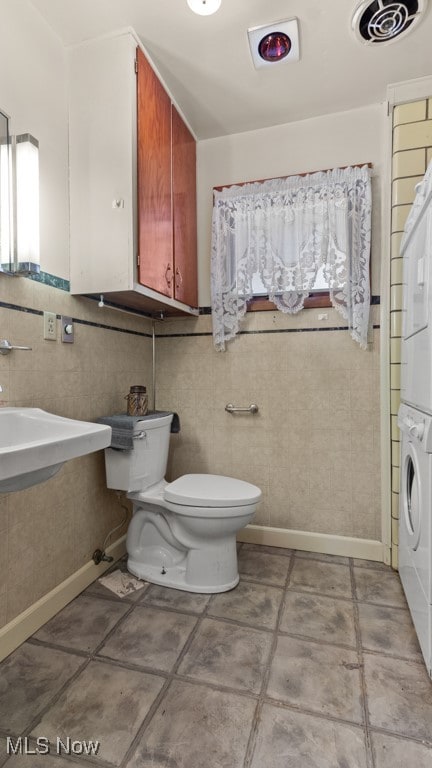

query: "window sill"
xmin=247 ymin=293 xmax=332 ymax=312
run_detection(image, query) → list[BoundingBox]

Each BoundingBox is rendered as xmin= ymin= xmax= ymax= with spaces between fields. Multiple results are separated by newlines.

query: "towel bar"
xmin=225 ymin=403 xmax=259 ymax=415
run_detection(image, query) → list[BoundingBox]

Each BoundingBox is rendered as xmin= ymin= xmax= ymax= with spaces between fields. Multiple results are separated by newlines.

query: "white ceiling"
xmin=30 ymin=0 xmax=432 ymax=139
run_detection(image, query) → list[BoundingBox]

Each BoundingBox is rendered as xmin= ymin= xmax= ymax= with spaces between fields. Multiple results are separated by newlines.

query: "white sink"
xmin=0 ymin=408 xmax=112 ymax=493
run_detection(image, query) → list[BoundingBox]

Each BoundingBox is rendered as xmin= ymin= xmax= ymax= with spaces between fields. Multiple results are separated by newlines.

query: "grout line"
xmin=350 ymin=558 xmax=375 ymax=768
xmin=242 ymin=550 xmax=296 ymax=768
xmin=118 ymin=586 xmax=215 ymax=768
xmin=14 ymin=596 xmax=140 ymax=761
xmin=367 ymin=723 xmax=432 ymax=749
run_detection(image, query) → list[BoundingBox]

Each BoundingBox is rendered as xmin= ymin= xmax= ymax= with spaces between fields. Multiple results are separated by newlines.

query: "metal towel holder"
xmin=225 ymin=403 xmax=259 ymax=415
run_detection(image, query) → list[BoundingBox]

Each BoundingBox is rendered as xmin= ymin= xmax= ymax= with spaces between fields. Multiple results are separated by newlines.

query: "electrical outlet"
xmin=43 ymin=311 xmax=57 ymax=340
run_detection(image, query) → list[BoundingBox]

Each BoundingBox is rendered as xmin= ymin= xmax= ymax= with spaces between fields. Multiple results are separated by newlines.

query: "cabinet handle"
xmin=165 ymin=263 xmax=173 ymax=287
xmin=175 ymin=267 xmax=183 ymax=290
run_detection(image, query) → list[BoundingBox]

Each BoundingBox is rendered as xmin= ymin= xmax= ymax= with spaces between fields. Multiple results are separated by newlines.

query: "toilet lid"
xmin=164 ymin=474 xmax=262 ymax=507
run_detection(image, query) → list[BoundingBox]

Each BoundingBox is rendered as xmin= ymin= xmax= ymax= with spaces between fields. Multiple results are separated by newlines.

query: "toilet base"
xmin=128 ymin=555 xmax=239 ymax=593
xmin=125 ymin=499 xmax=255 ymax=594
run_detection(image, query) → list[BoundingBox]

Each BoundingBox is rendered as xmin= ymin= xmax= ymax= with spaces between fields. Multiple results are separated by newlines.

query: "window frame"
xmin=213 ymin=161 xmax=372 ymax=315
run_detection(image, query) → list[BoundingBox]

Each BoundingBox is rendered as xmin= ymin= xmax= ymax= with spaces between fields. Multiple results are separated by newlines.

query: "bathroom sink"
xmin=0 ymin=408 xmax=112 ymax=493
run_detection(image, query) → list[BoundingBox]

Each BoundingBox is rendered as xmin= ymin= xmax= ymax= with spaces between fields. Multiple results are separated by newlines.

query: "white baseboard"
xmin=237 ymin=524 xmax=384 ymax=562
xmin=0 ymin=536 xmax=127 ymax=663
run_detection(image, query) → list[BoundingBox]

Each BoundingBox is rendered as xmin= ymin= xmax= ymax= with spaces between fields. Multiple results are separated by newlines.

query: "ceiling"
xmin=30 ymin=0 xmax=432 ymax=139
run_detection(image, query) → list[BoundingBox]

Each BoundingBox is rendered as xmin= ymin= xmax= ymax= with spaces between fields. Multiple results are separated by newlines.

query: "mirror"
xmin=0 ymin=110 xmax=12 ymax=272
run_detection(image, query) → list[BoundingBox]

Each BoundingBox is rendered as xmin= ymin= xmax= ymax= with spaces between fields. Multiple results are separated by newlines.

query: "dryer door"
xmin=401 ymin=443 xmax=422 ymax=551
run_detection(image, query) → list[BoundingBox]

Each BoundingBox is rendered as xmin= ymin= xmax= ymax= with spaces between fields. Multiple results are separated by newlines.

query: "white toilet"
xmin=103 ymin=413 xmax=261 ymax=593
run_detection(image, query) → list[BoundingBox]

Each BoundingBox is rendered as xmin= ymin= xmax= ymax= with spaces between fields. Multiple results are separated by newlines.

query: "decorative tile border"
xmin=0 ymin=300 xmax=152 ymax=338
xmin=27 ymin=270 xmax=70 ymax=292
xmin=157 ymin=324 xmax=381 ymax=339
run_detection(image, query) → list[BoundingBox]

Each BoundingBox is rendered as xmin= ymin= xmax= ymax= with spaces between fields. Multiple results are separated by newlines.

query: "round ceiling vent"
xmin=352 ymin=0 xmax=427 ymax=44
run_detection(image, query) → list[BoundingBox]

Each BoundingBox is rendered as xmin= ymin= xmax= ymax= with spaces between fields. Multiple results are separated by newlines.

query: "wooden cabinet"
xmin=172 ymin=105 xmax=198 ymax=307
xmin=69 ymin=32 xmax=198 ymax=316
xmin=136 ymin=48 xmax=197 ymax=306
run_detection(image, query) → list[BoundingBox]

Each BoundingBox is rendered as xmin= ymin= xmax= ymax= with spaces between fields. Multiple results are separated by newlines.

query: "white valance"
xmin=211 ymin=165 xmax=372 ymax=350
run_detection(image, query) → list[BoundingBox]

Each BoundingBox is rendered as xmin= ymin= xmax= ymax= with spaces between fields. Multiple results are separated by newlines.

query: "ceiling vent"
xmin=248 ymin=19 xmax=300 ymax=69
xmin=352 ymin=0 xmax=427 ymax=44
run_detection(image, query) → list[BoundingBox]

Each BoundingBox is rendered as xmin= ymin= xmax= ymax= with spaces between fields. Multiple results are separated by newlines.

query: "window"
xmin=211 ymin=165 xmax=372 ymax=349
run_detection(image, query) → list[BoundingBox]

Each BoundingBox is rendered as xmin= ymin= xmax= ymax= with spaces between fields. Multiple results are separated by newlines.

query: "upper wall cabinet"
xmin=69 ymin=31 xmax=198 ymax=316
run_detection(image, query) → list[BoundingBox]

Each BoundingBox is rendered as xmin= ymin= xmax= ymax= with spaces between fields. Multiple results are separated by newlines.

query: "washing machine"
xmin=398 ymin=403 xmax=432 ymax=676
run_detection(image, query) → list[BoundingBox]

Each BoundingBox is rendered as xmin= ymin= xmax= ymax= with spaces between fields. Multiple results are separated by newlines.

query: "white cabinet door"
xmin=69 ymin=33 xmax=137 ymax=295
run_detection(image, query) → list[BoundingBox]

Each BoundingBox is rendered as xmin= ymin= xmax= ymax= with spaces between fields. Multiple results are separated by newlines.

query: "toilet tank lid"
xmin=164 ymin=474 xmax=262 ymax=507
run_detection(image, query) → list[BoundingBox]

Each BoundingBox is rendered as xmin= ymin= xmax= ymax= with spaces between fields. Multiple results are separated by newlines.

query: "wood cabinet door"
xmin=137 ymin=47 xmax=173 ymax=297
xmin=172 ymin=105 xmax=198 ymax=307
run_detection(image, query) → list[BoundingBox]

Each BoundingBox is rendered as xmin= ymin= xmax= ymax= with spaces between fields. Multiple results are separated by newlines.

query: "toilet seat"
xmin=164 ymin=473 xmax=261 ymax=507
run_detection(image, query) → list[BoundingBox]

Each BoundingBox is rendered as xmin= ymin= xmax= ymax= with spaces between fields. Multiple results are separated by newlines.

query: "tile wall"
xmin=156 ymin=305 xmax=381 ymax=543
xmin=390 ymin=98 xmax=432 ymax=568
xmin=0 ymin=274 xmax=153 ymax=630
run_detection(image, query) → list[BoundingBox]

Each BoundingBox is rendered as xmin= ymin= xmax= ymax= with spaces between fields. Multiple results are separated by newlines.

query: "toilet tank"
xmin=104 ymin=413 xmax=173 ymax=491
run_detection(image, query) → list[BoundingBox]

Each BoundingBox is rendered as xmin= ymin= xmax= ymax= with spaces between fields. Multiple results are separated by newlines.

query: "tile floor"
xmin=0 ymin=545 xmax=431 ymax=768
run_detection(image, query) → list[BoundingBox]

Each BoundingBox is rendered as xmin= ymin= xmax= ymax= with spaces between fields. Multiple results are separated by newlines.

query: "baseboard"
xmin=237 ymin=524 xmax=384 ymax=562
xmin=0 ymin=536 xmax=127 ymax=663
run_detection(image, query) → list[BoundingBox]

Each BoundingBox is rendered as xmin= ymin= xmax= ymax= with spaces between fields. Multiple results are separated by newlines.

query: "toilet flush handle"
xmin=133 ymin=431 xmax=146 ymax=440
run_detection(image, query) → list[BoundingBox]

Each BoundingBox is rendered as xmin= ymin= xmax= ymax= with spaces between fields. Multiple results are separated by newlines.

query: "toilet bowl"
xmin=103 ymin=413 xmax=261 ymax=593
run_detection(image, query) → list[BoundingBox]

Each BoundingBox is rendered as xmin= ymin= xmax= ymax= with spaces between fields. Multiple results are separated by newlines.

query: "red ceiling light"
xmin=248 ymin=19 xmax=300 ymax=69
xmin=258 ymin=32 xmax=292 ymax=62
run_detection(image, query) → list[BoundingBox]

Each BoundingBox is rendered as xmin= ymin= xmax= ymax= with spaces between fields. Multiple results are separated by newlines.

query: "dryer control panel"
xmin=398 ymin=403 xmax=432 ymax=451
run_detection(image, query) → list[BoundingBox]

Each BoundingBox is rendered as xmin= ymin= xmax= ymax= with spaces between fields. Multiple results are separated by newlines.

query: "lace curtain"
xmin=211 ymin=165 xmax=372 ymax=350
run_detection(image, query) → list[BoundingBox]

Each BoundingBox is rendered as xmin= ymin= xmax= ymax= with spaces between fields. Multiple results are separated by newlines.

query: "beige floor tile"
xmin=364 ymin=654 xmax=432 ymax=741
xmin=353 ymin=559 xmax=391 ymax=571
xmin=98 ymin=605 xmax=197 ymax=672
xmin=371 ymin=732 xmax=432 ymax=767
xmin=354 ymin=568 xmax=407 ymax=608
xmin=281 ymin=592 xmax=356 ymax=647
xmin=250 ymin=703 xmax=368 ymax=768
xmin=0 ymin=747 xmax=87 ymax=768
xmin=288 ymin=559 xmax=353 ymax=599
xmin=358 ymin=603 xmax=423 ymax=661
xmin=33 ymin=594 xmax=129 ymax=653
xmin=125 ymin=679 xmax=255 ymax=768
xmin=31 ymin=661 xmax=164 ymax=766
xmin=238 ymin=549 xmax=290 ymax=586
xmin=266 ymin=635 xmax=363 ymax=722
xmin=142 ymin=584 xmax=211 ymax=613
xmin=295 ymin=550 xmax=349 ymax=565
xmin=208 ymin=580 xmax=283 ymax=630
xmin=242 ymin=543 xmax=292 ymax=557
xmin=178 ymin=618 xmax=272 ymax=693
xmin=0 ymin=643 xmax=83 ymax=733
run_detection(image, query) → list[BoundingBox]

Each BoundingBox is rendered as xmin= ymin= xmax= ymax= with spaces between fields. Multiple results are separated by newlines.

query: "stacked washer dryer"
xmin=399 ymin=160 xmax=432 ymax=678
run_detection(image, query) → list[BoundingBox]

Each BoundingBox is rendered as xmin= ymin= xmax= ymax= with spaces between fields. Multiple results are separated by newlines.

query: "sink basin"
xmin=0 ymin=408 xmax=112 ymax=493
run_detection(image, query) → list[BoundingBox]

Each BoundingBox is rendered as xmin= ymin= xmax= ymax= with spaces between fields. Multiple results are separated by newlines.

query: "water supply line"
xmin=92 ymin=491 xmax=130 ymax=565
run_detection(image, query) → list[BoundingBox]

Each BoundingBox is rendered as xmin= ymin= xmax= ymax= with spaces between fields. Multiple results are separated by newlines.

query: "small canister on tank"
xmin=125 ymin=385 xmax=148 ymax=416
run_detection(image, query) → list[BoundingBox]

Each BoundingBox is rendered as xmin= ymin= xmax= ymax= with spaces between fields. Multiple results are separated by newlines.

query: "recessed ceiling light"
xmin=258 ymin=32 xmax=292 ymax=62
xmin=248 ymin=19 xmax=300 ymax=69
xmin=187 ymin=0 xmax=221 ymax=16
